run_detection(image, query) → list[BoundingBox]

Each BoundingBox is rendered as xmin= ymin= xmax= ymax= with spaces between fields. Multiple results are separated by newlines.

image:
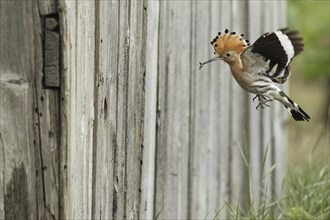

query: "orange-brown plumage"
xmin=210 ymin=29 xmax=249 ymax=56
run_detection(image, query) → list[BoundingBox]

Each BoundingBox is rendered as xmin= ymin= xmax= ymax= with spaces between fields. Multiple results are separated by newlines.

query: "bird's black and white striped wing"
xmin=250 ymin=28 xmax=304 ymax=83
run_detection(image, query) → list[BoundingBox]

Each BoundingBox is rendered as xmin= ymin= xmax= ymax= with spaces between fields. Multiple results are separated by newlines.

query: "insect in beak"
xmin=199 ymin=56 xmax=222 ymax=70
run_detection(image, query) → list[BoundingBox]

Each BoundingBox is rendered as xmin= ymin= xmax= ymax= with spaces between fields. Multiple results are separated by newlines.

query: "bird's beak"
xmin=199 ymin=56 xmax=222 ymax=70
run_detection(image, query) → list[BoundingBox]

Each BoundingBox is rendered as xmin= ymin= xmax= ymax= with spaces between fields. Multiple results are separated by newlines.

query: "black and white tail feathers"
xmin=251 ymin=28 xmax=304 ymax=83
xmin=250 ymin=28 xmax=310 ymax=121
xmin=279 ymin=91 xmax=310 ymax=121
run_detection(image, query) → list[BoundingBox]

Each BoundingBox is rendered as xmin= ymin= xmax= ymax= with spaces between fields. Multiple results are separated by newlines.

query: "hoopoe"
xmin=199 ymin=28 xmax=310 ymax=121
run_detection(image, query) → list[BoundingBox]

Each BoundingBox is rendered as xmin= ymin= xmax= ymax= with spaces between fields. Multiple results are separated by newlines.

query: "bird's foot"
xmin=256 ymin=102 xmax=271 ymax=110
xmin=253 ymin=95 xmax=258 ymax=102
xmin=254 ymin=95 xmax=271 ymax=110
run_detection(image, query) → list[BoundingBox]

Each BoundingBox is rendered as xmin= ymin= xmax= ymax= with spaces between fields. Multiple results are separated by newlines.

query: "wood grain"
xmin=0 ymin=0 xmax=288 ymax=219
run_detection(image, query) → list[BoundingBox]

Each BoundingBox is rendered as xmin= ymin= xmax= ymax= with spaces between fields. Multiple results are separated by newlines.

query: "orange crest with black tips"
xmin=211 ymin=29 xmax=250 ymax=55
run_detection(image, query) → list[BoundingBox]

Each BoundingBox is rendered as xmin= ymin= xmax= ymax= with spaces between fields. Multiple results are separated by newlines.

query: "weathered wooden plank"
xmin=33 ymin=5 xmax=62 ymax=219
xmin=61 ymin=1 xmax=96 ymax=218
xmin=58 ymin=1 xmax=70 ymax=218
xmin=0 ymin=85 xmax=36 ymax=219
xmin=154 ymin=1 xmax=169 ymax=216
xmin=34 ymin=12 xmax=61 ymax=219
xmin=266 ymin=0 xmax=288 ymax=201
xmin=0 ymin=0 xmax=290 ymax=219
xmin=0 ymin=0 xmax=38 ymax=219
xmin=190 ymin=0 xmax=211 ymax=217
xmin=113 ymin=1 xmax=131 ymax=219
xmin=140 ymin=1 xmax=159 ymax=219
xmin=154 ymin=1 xmax=191 ymax=219
xmin=93 ymin=1 xmax=148 ymax=218
xmin=34 ymin=83 xmax=60 ymax=220
xmin=91 ymin=0 xmax=118 ymax=219
xmin=34 ymin=0 xmax=61 ymax=219
xmin=125 ymin=0 xmax=146 ymax=218
xmin=217 ymin=1 xmax=233 ymax=218
xmin=205 ymin=0 xmax=227 ymax=211
xmin=190 ymin=1 xmax=225 ymax=218
xmin=247 ymin=0 xmax=263 ymax=207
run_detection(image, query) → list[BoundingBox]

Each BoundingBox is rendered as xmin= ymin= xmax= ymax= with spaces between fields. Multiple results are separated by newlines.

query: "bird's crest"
xmin=211 ymin=29 xmax=250 ymax=55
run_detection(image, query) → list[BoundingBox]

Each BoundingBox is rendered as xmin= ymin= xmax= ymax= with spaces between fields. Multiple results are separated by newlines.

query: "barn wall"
xmin=0 ymin=1 xmax=60 ymax=219
xmin=0 ymin=0 xmax=287 ymax=219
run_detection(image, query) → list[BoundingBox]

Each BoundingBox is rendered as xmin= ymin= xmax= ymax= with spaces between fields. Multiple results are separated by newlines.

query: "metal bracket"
xmin=43 ymin=13 xmax=60 ymax=88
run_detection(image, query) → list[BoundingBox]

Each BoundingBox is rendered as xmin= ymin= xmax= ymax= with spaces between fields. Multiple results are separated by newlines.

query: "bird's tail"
xmin=278 ymin=91 xmax=310 ymax=121
xmin=285 ymin=104 xmax=310 ymax=121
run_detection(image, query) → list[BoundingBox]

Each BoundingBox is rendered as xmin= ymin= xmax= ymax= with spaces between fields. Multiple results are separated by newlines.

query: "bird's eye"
xmin=226 ymin=53 xmax=230 ymax=57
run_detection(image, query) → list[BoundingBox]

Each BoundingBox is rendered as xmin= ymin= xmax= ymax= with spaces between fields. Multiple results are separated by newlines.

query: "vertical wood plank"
xmin=140 ymin=1 xmax=159 ymax=219
xmin=247 ymin=0 xmax=263 ymax=206
xmin=58 ymin=1 xmax=69 ymax=218
xmin=217 ymin=1 xmax=233 ymax=217
xmin=0 ymin=0 xmax=38 ymax=219
xmin=61 ymin=1 xmax=95 ymax=218
xmin=0 ymin=0 xmax=290 ymax=219
xmin=114 ymin=1 xmax=130 ymax=219
xmin=190 ymin=1 xmax=212 ymax=218
xmin=103 ymin=1 xmax=120 ymax=218
xmin=269 ymin=0 xmax=288 ymax=201
xmin=91 ymin=0 xmax=117 ymax=218
xmin=208 ymin=1 xmax=232 ymax=215
xmin=155 ymin=1 xmax=191 ymax=218
xmin=60 ymin=3 xmax=77 ymax=216
xmin=190 ymin=0 xmax=232 ymax=218
xmin=125 ymin=0 xmax=146 ymax=218
xmin=34 ymin=1 xmax=61 ymax=219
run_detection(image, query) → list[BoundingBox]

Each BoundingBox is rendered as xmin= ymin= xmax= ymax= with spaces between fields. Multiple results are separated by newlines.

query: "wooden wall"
xmin=0 ymin=0 xmax=287 ymax=219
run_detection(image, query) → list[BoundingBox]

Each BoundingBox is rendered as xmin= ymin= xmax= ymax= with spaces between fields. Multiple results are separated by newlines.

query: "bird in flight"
xmin=199 ymin=28 xmax=310 ymax=122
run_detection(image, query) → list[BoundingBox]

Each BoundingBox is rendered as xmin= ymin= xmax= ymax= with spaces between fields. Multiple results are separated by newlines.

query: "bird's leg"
xmin=256 ymin=96 xmax=272 ymax=110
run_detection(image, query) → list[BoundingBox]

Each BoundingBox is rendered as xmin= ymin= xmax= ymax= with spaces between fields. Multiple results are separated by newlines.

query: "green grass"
xmin=208 ymin=162 xmax=329 ymax=220
xmin=281 ymin=163 xmax=330 ymax=220
xmin=211 ymin=156 xmax=330 ymax=220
